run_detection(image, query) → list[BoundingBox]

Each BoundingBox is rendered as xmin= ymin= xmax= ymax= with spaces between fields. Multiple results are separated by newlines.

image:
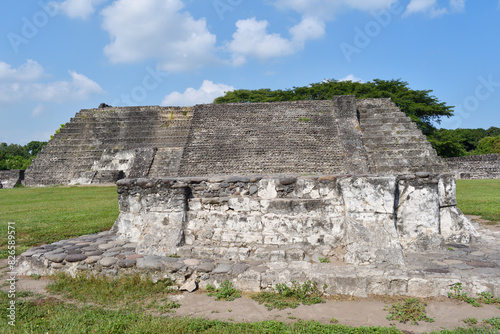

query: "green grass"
xmin=0 ymin=181 xmax=499 ymax=332
xmin=1 ymin=290 xmax=407 ymax=334
xmin=206 ymin=280 xmax=242 ymax=301
xmin=2 ymin=289 xmax=497 ymax=333
xmin=0 ymin=186 xmax=118 ymax=258
xmin=384 ymin=298 xmax=434 ymax=325
xmin=251 ymin=280 xmax=326 ymax=311
xmin=47 ymin=273 xmax=179 ymax=311
xmin=456 ymin=179 xmax=500 ymax=222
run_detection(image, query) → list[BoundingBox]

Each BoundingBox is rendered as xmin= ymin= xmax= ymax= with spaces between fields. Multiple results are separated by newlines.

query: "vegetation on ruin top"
xmin=214 ymin=79 xmax=500 ymax=157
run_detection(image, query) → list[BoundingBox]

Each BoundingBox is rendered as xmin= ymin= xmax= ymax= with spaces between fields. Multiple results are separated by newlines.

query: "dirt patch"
xmin=467 ymin=215 xmax=500 ymax=231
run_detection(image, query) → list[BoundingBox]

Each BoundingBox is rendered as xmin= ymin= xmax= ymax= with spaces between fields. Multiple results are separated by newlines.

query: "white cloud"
xmin=449 ymin=0 xmax=465 ymax=12
xmin=228 ymin=16 xmax=324 ymax=65
xmin=339 ymin=74 xmax=363 ymax=83
xmin=404 ymin=0 xmax=458 ymax=17
xmin=0 ymin=60 xmax=104 ymax=105
xmin=57 ymin=0 xmax=106 ymax=19
xmin=30 ymin=71 xmax=105 ymax=102
xmin=101 ymin=0 xmax=218 ymax=72
xmin=289 ymin=16 xmax=325 ymax=46
xmin=161 ymin=80 xmax=234 ymax=106
xmin=32 ymin=104 xmax=44 ymax=117
xmin=273 ymin=0 xmax=398 ymax=21
xmin=0 ymin=59 xmax=44 ymax=83
xmin=228 ymin=18 xmax=295 ymax=64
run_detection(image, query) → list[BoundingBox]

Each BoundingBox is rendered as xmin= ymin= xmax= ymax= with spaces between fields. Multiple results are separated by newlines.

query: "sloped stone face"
xmin=112 ymin=174 xmax=476 ymax=265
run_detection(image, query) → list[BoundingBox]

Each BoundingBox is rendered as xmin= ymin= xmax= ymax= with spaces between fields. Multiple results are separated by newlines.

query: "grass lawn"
xmin=0 ymin=181 xmax=499 ymax=333
xmin=0 ymin=186 xmax=118 ymax=258
xmin=456 ymin=179 xmax=500 ymax=223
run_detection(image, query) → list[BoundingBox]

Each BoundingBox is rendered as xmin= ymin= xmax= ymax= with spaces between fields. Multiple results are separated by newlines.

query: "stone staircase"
xmin=357 ymin=98 xmax=444 ymax=174
xmin=24 ymin=106 xmax=193 ymax=186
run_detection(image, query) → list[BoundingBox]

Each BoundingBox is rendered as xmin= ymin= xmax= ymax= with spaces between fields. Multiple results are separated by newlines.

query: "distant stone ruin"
xmin=445 ymin=154 xmax=500 ymax=179
xmin=0 ymin=170 xmax=24 ymax=189
xmin=24 ymin=96 xmax=444 ymax=186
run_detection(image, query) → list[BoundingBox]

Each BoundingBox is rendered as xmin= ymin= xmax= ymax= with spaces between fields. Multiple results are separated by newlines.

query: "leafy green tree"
xmin=429 ymin=127 xmax=500 ymax=156
xmin=214 ymin=79 xmax=453 ymax=135
xmin=474 ymin=135 xmax=500 ymax=154
xmin=25 ymin=141 xmax=47 ymax=156
xmin=0 ymin=141 xmax=47 ymax=170
xmin=428 ymin=138 xmax=467 ymax=158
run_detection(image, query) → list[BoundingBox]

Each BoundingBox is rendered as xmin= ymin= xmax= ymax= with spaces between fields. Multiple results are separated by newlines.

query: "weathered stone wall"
xmin=0 ymin=170 xmax=24 ymax=188
xmin=178 ymin=100 xmax=352 ymax=176
xmin=111 ymin=174 xmax=476 ymax=266
xmin=445 ymin=154 xmax=500 ymax=179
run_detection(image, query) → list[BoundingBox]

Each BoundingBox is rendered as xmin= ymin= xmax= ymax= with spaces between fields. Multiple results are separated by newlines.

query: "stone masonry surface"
xmin=0 ymin=169 xmax=24 ymax=189
xmin=24 ymin=97 xmax=446 ymax=186
xmin=110 ymin=174 xmax=476 ymax=266
xmin=445 ymin=154 xmax=500 ymax=179
xmin=23 ymin=106 xmax=193 ymax=187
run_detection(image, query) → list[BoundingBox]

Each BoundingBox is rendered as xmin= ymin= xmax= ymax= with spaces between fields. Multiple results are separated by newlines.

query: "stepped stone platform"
xmin=17 ymin=216 xmax=499 ymax=298
xmin=24 ymin=106 xmax=193 ymax=186
xmin=17 ymin=173 xmax=496 ymax=298
xmin=18 ymin=96 xmax=489 ymax=298
xmin=24 ymin=96 xmax=445 ymax=186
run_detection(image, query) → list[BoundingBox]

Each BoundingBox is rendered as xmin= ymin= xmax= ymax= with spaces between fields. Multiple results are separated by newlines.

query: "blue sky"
xmin=0 ymin=0 xmax=499 ymax=145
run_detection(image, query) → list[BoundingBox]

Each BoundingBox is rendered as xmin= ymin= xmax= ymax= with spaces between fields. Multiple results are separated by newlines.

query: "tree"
xmin=474 ymin=135 xmax=500 ymax=155
xmin=0 ymin=141 xmax=47 ymax=170
xmin=214 ymin=79 xmax=453 ymax=135
xmin=25 ymin=141 xmax=47 ymax=156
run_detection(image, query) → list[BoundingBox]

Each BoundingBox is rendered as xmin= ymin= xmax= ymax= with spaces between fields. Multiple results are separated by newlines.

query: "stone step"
xmin=359 ymin=115 xmax=411 ymax=124
xmin=361 ymin=129 xmax=423 ymax=138
xmin=363 ymin=123 xmax=418 ymax=132
xmin=365 ymin=149 xmax=437 ymax=159
xmin=358 ymin=107 xmax=402 ymax=115
xmin=372 ymin=164 xmax=444 ymax=173
xmin=369 ymin=157 xmax=442 ymax=168
xmin=362 ymin=136 xmax=427 ymax=146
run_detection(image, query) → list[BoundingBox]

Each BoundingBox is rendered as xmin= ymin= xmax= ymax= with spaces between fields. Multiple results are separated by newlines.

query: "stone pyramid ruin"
xmin=24 ymin=96 xmax=444 ymax=186
xmin=19 ymin=96 xmax=495 ymax=299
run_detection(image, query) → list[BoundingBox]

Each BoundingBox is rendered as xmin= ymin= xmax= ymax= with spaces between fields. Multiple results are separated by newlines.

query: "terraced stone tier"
xmin=111 ymin=174 xmax=476 ymax=266
xmin=178 ymin=98 xmax=362 ymax=177
xmin=24 ymin=106 xmax=193 ymax=186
